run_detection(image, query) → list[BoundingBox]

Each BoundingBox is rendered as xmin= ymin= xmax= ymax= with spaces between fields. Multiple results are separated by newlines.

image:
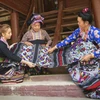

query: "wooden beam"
xmin=44 ymin=15 xmax=77 ymax=23
xmin=43 ymin=23 xmax=77 ymax=30
xmin=18 ymin=0 xmax=34 ymax=41
xmin=41 ymin=10 xmax=58 ymax=16
xmin=91 ymin=0 xmax=100 ymax=28
xmin=49 ymin=31 xmax=73 ymax=37
xmin=0 ymin=6 xmax=11 ymax=13
xmin=11 ymin=11 xmax=19 ymax=43
xmin=0 ymin=0 xmax=31 ymax=15
xmin=0 ymin=12 xmax=10 ymax=17
xmin=52 ymin=0 xmax=63 ymax=47
xmin=0 ymin=15 xmax=10 ymax=22
xmin=63 ymin=5 xmax=88 ymax=13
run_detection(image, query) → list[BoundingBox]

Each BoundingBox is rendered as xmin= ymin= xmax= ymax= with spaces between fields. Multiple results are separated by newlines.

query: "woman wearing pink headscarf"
xmin=19 ymin=14 xmax=52 ymax=75
xmin=21 ymin=13 xmax=52 ymax=47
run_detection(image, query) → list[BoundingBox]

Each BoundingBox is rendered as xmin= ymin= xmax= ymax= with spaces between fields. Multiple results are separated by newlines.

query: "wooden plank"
xmin=52 ymin=0 xmax=63 ymax=46
xmin=41 ymin=0 xmax=44 ymax=12
xmin=44 ymin=14 xmax=57 ymax=19
xmin=49 ymin=31 xmax=73 ymax=36
xmin=43 ymin=25 xmax=56 ymax=30
xmin=91 ymin=0 xmax=100 ymax=28
xmin=44 ymin=15 xmax=77 ymax=23
xmin=0 ymin=12 xmax=10 ymax=17
xmin=44 ymin=18 xmax=57 ymax=23
xmin=41 ymin=10 xmax=58 ymax=16
xmin=66 ymin=0 xmax=90 ymax=7
xmin=63 ymin=15 xmax=77 ymax=20
xmin=61 ymin=23 xmax=77 ymax=27
xmin=60 ymin=31 xmax=73 ymax=35
xmin=43 ymin=23 xmax=77 ymax=30
xmin=18 ymin=0 xmax=34 ymax=41
xmin=0 ymin=15 xmax=10 ymax=22
xmin=0 ymin=0 xmax=31 ymax=15
xmin=63 ymin=5 xmax=88 ymax=13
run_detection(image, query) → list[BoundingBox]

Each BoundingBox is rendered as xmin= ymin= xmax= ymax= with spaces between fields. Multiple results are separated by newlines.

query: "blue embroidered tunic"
xmin=56 ymin=26 xmax=100 ymax=58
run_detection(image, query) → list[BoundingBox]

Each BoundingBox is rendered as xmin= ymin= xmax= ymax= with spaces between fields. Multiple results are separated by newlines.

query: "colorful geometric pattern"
xmin=67 ymin=38 xmax=100 ymax=99
xmin=11 ymin=42 xmax=69 ymax=68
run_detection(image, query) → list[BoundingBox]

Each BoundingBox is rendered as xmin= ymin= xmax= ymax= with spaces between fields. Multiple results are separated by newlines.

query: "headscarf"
xmin=27 ymin=13 xmax=44 ymax=26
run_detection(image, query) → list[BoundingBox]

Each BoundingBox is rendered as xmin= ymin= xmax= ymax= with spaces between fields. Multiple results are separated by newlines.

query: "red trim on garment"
xmin=58 ymin=48 xmax=63 ymax=66
xmin=85 ymin=81 xmax=100 ymax=90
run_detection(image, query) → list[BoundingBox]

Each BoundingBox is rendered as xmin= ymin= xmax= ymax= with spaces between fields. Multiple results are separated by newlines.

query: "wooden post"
xmin=11 ymin=10 xmax=19 ymax=43
xmin=91 ymin=0 xmax=100 ymax=28
xmin=18 ymin=0 xmax=34 ymax=41
xmin=33 ymin=0 xmax=38 ymax=13
xmin=52 ymin=0 xmax=63 ymax=47
xmin=41 ymin=0 xmax=44 ymax=12
xmin=38 ymin=0 xmax=44 ymax=13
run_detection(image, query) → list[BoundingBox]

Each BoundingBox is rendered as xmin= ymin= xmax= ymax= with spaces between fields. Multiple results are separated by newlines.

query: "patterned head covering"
xmin=27 ymin=13 xmax=44 ymax=26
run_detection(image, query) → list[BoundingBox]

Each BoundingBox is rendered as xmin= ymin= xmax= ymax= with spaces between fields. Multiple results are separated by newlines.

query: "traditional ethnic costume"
xmin=56 ymin=26 xmax=100 ymax=99
xmin=0 ymin=37 xmax=24 ymax=84
xmin=20 ymin=14 xmax=52 ymax=74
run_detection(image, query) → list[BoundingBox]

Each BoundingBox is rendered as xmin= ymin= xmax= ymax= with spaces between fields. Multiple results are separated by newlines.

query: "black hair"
xmin=78 ymin=8 xmax=93 ymax=24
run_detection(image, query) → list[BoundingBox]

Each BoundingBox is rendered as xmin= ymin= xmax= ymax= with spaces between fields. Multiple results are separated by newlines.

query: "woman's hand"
xmin=81 ymin=53 xmax=94 ymax=63
xmin=21 ymin=60 xmax=35 ymax=68
xmin=48 ymin=46 xmax=57 ymax=53
xmin=46 ymin=44 xmax=49 ymax=47
xmin=24 ymin=41 xmax=33 ymax=46
xmin=10 ymin=43 xmax=17 ymax=49
xmin=26 ymin=61 xmax=36 ymax=68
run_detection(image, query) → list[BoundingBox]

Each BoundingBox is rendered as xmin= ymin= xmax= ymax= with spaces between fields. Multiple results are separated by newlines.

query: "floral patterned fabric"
xmin=10 ymin=39 xmax=100 ymax=98
xmin=66 ymin=38 xmax=97 ymax=64
xmin=11 ymin=42 xmax=70 ymax=68
xmin=56 ymin=26 xmax=100 ymax=58
xmin=12 ymin=43 xmax=54 ymax=68
xmin=15 ymin=43 xmax=53 ymax=68
xmin=67 ymin=38 xmax=100 ymax=99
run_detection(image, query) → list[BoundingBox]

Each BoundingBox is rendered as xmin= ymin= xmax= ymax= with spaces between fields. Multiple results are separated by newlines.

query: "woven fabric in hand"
xmin=11 ymin=42 xmax=69 ymax=68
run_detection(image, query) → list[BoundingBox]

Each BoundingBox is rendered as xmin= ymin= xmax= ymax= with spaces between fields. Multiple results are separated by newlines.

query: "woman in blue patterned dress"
xmin=48 ymin=8 xmax=100 ymax=99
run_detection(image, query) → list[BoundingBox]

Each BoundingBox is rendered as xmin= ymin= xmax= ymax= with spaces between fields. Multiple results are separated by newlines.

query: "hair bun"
xmin=82 ymin=8 xmax=89 ymax=13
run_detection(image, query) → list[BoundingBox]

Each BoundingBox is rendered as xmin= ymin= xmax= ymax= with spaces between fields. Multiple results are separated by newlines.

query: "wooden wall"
xmin=65 ymin=0 xmax=90 ymax=8
xmin=0 ymin=0 xmax=32 ymax=15
xmin=43 ymin=0 xmax=57 ymax=12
